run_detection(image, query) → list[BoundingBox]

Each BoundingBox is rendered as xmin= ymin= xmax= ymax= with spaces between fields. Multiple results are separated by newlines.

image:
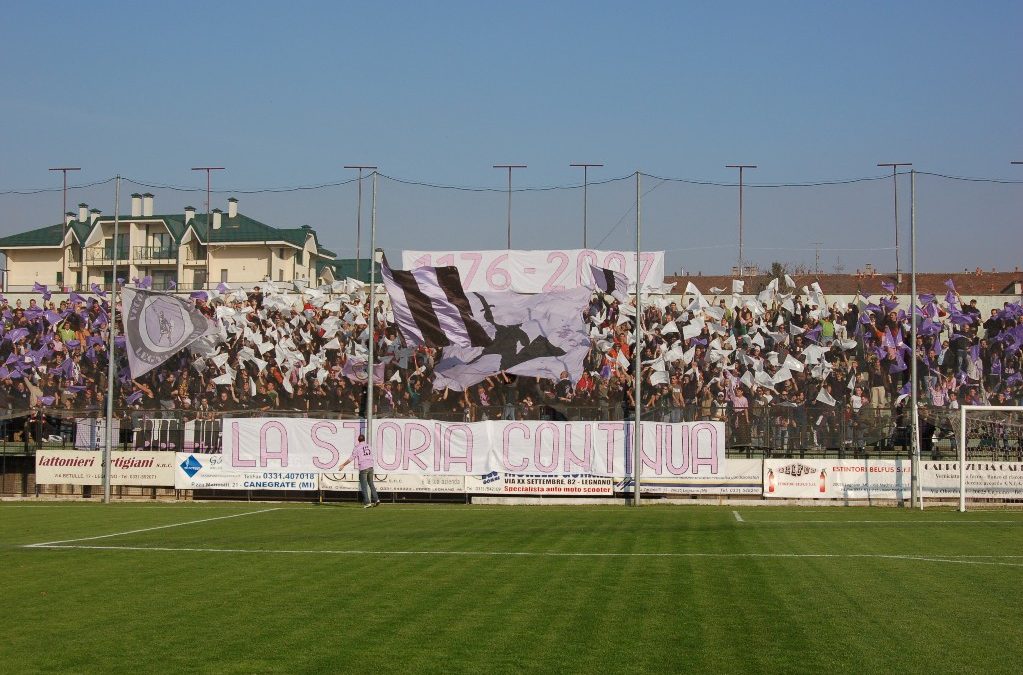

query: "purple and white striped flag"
xmin=589 ymin=264 xmax=630 ymax=302
xmin=381 ymin=257 xmax=491 ymax=349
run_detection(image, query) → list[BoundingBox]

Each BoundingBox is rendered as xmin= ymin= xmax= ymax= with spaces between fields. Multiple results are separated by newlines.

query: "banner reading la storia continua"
xmin=221 ymin=418 xmax=724 ymax=477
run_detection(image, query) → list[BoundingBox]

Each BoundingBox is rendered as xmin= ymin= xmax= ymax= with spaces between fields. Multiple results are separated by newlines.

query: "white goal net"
xmin=919 ymin=405 xmax=1023 ymax=511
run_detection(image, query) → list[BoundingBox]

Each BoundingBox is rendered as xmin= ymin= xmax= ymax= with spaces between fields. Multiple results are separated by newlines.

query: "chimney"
xmin=184 ymin=206 xmax=196 ymax=224
xmin=130 ymin=193 xmax=142 ymax=217
xmin=228 ymin=197 xmax=238 ymax=219
xmin=65 ymin=212 xmax=75 ymax=226
xmin=90 ymin=208 xmax=101 ymax=225
xmin=142 ymin=193 xmax=154 ymax=217
xmin=212 ymin=208 xmax=223 ymax=230
xmin=78 ymin=203 xmax=88 ymax=223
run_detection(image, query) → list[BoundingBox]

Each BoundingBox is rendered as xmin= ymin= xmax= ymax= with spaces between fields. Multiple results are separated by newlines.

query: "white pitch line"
xmin=732 ymin=511 xmax=745 ymax=523
xmin=24 ymin=508 xmax=281 ymax=547
xmin=19 ymin=545 xmax=1023 ymax=567
xmin=748 ymin=519 xmax=1023 ymax=524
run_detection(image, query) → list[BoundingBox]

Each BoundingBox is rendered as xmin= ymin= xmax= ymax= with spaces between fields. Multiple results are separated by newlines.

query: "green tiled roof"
xmin=0 ymin=212 xmax=337 ymax=262
xmin=188 ymin=213 xmax=320 ymax=249
xmin=0 ymin=220 xmax=93 ymax=247
xmin=317 ymin=258 xmax=378 ymax=283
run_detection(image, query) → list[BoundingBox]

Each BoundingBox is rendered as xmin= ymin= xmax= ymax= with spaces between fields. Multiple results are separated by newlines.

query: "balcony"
xmin=83 ymin=247 xmax=129 ymax=264
xmin=134 ymin=245 xmax=179 ymax=262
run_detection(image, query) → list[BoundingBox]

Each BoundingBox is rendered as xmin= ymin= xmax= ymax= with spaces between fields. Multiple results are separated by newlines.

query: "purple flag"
xmin=126 ymin=390 xmax=144 ymax=405
xmin=33 ymin=282 xmax=47 ymax=294
xmin=6 ymin=327 xmax=29 ymax=343
xmin=944 ymin=278 xmax=956 ymax=292
xmin=90 ymin=283 xmax=108 ymax=297
xmin=881 ymin=281 xmax=895 ymax=294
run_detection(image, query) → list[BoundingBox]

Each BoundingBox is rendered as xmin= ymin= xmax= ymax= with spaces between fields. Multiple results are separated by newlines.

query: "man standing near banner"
xmin=338 ymin=434 xmax=380 ymax=508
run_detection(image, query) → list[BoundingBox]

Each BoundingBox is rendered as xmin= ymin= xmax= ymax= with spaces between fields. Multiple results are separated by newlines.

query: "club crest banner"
xmin=121 ymin=287 xmax=219 ymax=378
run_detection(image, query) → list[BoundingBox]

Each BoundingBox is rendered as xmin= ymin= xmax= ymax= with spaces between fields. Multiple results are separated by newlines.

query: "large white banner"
xmin=616 ymin=459 xmax=763 ymax=495
xmin=174 ymin=453 xmax=317 ymax=490
xmin=763 ymin=459 xmax=911 ymax=499
xmin=221 ymin=418 xmax=724 ymax=478
xmin=36 ymin=450 xmax=176 ymax=486
xmin=920 ymin=461 xmax=1023 ymax=499
xmin=402 ymin=249 xmax=666 ymax=294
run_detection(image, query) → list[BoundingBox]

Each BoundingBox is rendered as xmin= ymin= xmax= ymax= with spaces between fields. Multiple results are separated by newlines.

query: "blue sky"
xmin=1 ymin=1 xmax=1020 ymax=275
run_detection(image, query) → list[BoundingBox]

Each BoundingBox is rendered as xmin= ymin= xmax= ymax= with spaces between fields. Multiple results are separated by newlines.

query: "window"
xmin=56 ymin=271 xmax=63 ymax=285
xmin=151 ymin=232 xmax=171 ymax=255
xmin=278 ymin=269 xmax=284 ymax=281
xmin=220 ymin=269 xmax=228 ymax=283
xmin=296 ymin=250 xmax=304 ymax=265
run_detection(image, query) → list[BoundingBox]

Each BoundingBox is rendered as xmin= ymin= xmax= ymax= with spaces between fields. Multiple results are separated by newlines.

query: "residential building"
xmin=0 ymin=194 xmax=351 ymax=292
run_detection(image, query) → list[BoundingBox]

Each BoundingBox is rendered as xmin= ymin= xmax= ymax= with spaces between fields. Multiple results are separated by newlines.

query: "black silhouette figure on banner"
xmin=466 ymin=293 xmax=566 ymax=371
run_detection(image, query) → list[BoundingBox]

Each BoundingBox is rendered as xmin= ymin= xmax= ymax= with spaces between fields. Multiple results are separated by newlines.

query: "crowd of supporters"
xmin=1 ymin=276 xmax=1021 ymax=450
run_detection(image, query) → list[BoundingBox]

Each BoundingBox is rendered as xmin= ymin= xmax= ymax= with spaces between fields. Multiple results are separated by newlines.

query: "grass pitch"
xmin=2 ymin=503 xmax=1022 ymax=674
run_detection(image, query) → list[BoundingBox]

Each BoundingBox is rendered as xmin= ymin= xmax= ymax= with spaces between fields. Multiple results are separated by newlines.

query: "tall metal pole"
xmin=103 ymin=176 xmax=120 ymax=504
xmin=494 ymin=165 xmax=526 ymax=249
xmin=633 ymin=171 xmax=643 ymax=506
xmin=878 ymin=163 xmax=911 ymax=282
xmin=345 ymin=165 xmax=376 ymax=279
xmin=910 ymin=168 xmax=921 ymax=509
xmin=192 ymin=167 xmax=225 ymax=290
xmin=571 ymin=163 xmax=603 ymax=248
xmin=726 ymin=164 xmax=756 ymax=276
xmin=366 ymin=171 xmax=378 ymax=448
xmin=50 ymin=167 xmax=80 ymax=292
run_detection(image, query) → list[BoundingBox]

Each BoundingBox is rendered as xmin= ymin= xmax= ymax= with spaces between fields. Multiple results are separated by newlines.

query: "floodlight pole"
xmin=633 ymin=171 xmax=643 ymax=506
xmin=366 ymin=171 xmax=378 ymax=449
xmin=878 ymin=163 xmax=911 ymax=282
xmin=103 ymin=176 xmax=120 ymax=504
xmin=494 ymin=165 xmax=526 ymax=249
xmin=910 ymin=169 xmax=921 ymax=509
xmin=192 ymin=167 xmax=225 ymax=290
xmin=345 ymin=165 xmax=377 ymax=279
xmin=50 ymin=167 xmax=80 ymax=292
xmin=726 ymin=165 xmax=756 ymax=276
xmin=571 ymin=163 xmax=603 ymax=248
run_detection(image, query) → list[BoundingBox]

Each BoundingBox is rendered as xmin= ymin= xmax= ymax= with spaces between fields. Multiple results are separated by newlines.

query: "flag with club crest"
xmin=120 ymin=287 xmax=219 ymax=379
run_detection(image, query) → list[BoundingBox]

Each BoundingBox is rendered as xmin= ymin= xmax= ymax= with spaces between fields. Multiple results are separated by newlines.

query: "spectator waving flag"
xmin=120 ymin=286 xmax=219 ymax=379
xmin=589 ymin=264 xmax=630 ymax=302
xmin=381 ymin=256 xmax=491 ymax=349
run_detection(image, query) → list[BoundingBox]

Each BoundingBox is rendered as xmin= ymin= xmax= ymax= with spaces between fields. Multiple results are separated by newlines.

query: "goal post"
xmin=956 ymin=405 xmax=1023 ymax=513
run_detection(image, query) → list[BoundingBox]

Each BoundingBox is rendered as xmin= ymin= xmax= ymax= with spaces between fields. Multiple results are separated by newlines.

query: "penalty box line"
xmin=21 ymin=545 xmax=1023 ymax=567
xmin=24 ymin=508 xmax=281 ymax=548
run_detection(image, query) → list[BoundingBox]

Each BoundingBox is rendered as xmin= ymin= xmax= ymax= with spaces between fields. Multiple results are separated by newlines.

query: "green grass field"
xmin=2 ymin=503 xmax=1022 ymax=674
